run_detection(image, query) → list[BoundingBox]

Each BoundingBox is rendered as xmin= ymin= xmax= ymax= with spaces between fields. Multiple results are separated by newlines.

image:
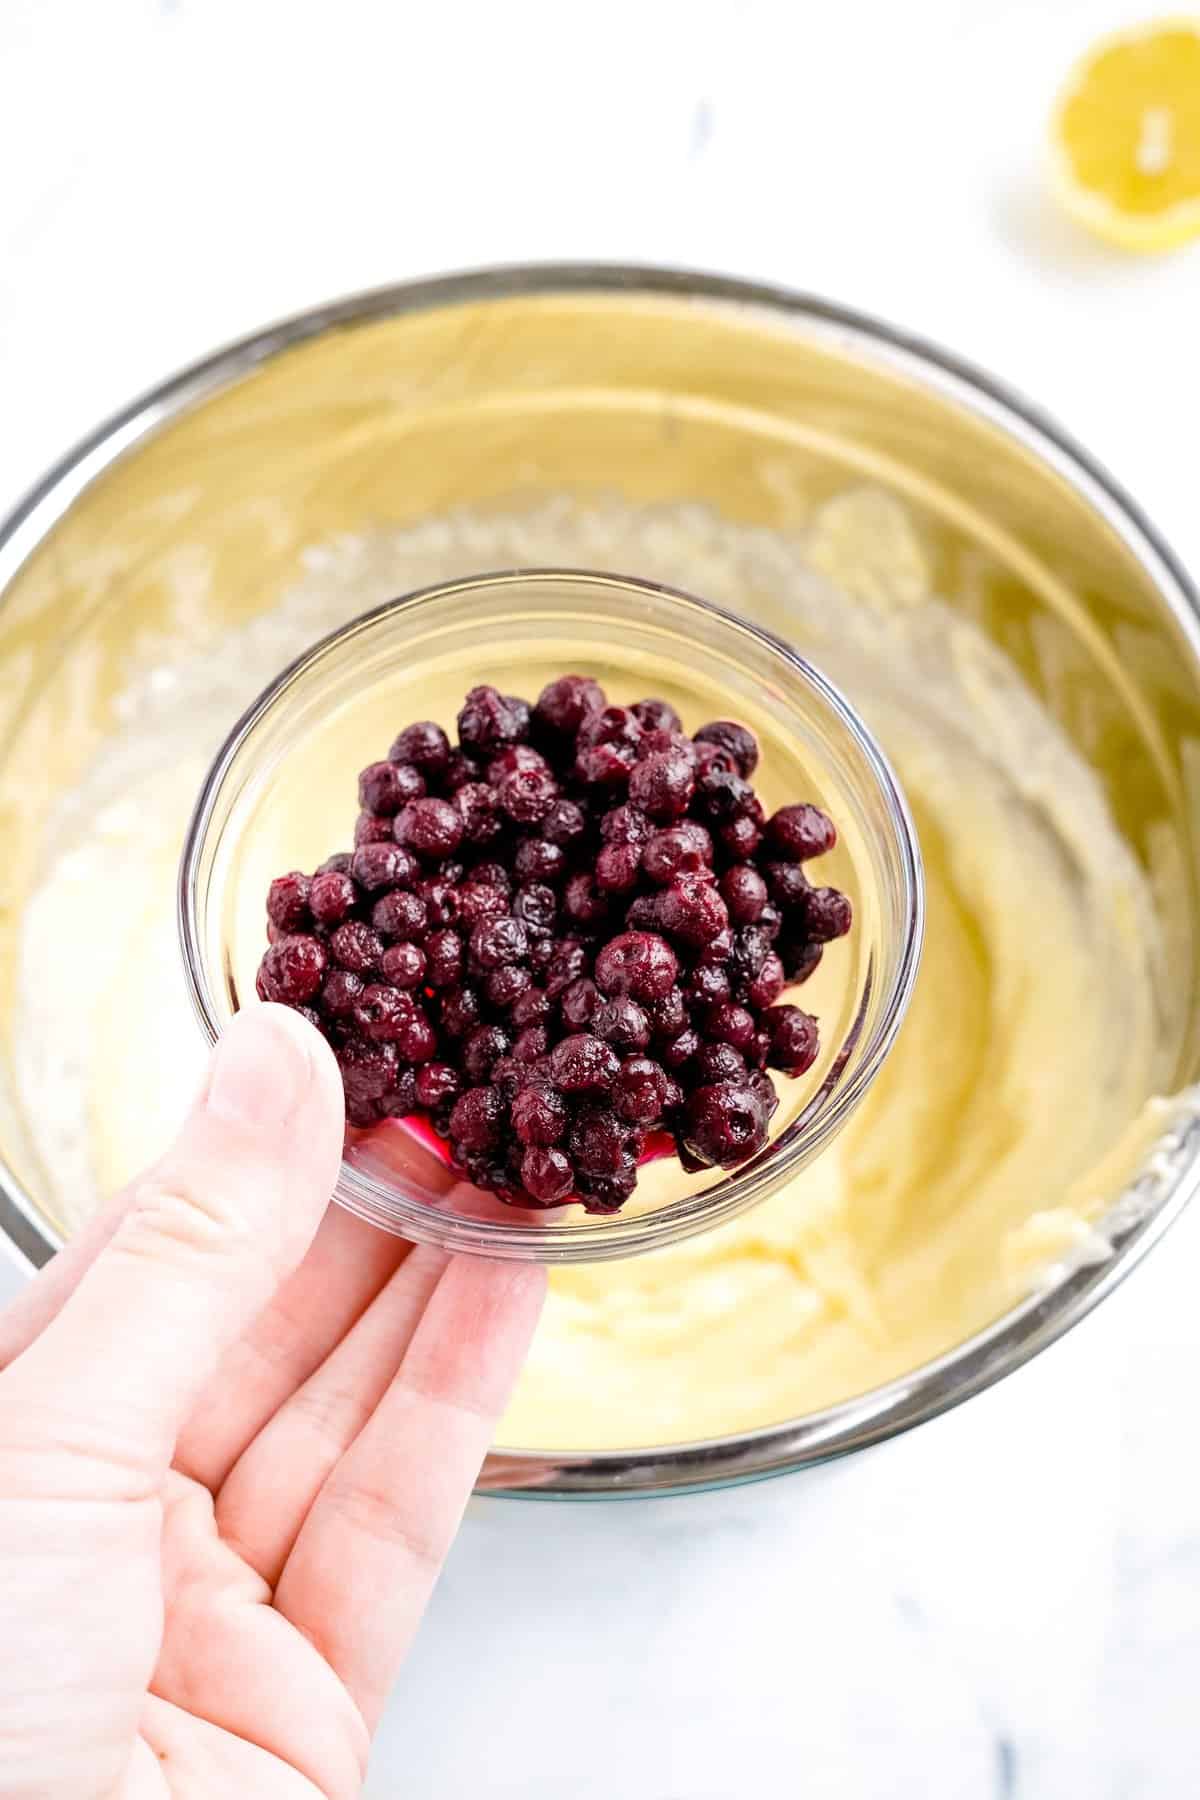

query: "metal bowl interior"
xmin=1 ymin=265 xmax=1199 ymax=1495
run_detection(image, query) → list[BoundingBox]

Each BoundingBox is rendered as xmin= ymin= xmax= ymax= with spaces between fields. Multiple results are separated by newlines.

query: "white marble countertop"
xmin=3 ymin=1 xmax=1200 ymax=1794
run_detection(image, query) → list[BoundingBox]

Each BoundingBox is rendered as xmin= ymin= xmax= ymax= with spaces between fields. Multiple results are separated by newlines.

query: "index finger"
xmin=173 ymin=1204 xmax=416 ymax=1492
xmin=272 ymin=1255 xmax=544 ymax=1731
xmin=0 ymin=1005 xmax=344 ymax=1483
xmin=0 ymin=1190 xmax=131 ymax=1375
xmin=0 ymin=1155 xmax=417 ymax=1488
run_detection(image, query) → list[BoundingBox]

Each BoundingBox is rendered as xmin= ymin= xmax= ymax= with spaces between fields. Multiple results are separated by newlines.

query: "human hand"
xmin=0 ymin=1005 xmax=544 ymax=1798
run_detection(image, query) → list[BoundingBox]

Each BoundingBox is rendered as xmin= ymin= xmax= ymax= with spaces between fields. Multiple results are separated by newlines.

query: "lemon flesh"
xmin=1051 ymin=19 xmax=1200 ymax=251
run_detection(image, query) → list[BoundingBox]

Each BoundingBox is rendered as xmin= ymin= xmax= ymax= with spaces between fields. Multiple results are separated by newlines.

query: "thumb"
xmin=1 ymin=1004 xmax=344 ymax=1482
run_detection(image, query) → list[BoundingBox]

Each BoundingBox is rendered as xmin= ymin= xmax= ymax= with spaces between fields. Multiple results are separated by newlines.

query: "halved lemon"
xmin=1050 ymin=18 xmax=1200 ymax=251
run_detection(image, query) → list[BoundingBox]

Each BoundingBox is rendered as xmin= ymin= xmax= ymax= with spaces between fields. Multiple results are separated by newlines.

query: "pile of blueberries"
xmin=257 ymin=676 xmax=851 ymax=1213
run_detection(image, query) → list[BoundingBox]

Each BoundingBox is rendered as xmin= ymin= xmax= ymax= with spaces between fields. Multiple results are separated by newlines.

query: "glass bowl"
xmin=179 ymin=568 xmax=923 ymax=1261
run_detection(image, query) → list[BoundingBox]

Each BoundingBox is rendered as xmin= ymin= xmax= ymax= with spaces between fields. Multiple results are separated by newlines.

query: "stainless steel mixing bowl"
xmin=2 ymin=264 xmax=1199 ymax=1496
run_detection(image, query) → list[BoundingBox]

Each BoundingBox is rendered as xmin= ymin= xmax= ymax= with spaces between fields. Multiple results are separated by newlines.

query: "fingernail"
xmin=205 ymin=1004 xmax=314 ymax=1130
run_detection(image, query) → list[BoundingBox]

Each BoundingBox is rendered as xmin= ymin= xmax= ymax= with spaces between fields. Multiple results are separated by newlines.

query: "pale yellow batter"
xmin=13 ymin=494 xmax=1183 ymax=1450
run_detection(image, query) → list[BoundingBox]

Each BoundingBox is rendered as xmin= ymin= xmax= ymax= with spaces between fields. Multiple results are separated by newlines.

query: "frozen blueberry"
xmin=351 ymin=842 xmax=418 ymax=893
xmin=321 ymin=969 xmax=365 ymax=1017
xmin=337 ymin=1035 xmax=400 ymax=1103
xmin=371 ymin=889 xmax=429 ymax=942
xmin=545 ymin=938 xmax=591 ymax=999
xmin=457 ymin=685 xmax=530 ymax=755
xmin=595 ymin=842 xmax=643 ymax=894
xmin=541 ymin=798 xmax=587 ymax=846
xmin=563 ymin=871 xmax=609 ymax=928
xmin=423 ymin=930 xmax=464 ymax=989
xmin=512 ymin=1084 xmax=568 ymax=1146
xmin=266 ymin=872 xmax=311 ymax=931
xmin=353 ymin=983 xmax=416 ymax=1043
xmin=515 ymin=837 xmax=567 ymax=884
xmin=702 ymin=1002 xmax=756 ymax=1051
xmin=414 ymin=1062 xmax=461 ymax=1111
xmin=470 ymin=915 xmax=529 ymax=971
xmin=418 ymin=879 xmax=461 ymax=931
xmin=717 ymin=814 xmax=764 ymax=860
xmin=660 ymin=1027 xmax=701 ymax=1071
xmin=593 ymin=932 xmax=679 ymax=1001
xmin=684 ymin=964 xmax=732 ymax=1011
xmin=512 ymin=882 xmax=558 ymax=932
xmin=535 ymin=674 xmax=606 ymax=735
xmin=450 ymin=1086 xmax=507 ymax=1151
xmin=631 ymin=697 xmax=683 ymax=733
xmin=458 ymin=881 xmax=509 ymax=928
xmin=499 ymin=764 xmax=559 ymax=824
xmin=628 ymin=748 xmax=695 ymax=821
xmin=354 ymin=812 xmax=394 ymax=847
xmin=378 ymin=940 xmax=426 ymax=989
xmin=511 ymin=986 xmax=552 ymax=1028
xmin=744 ymin=952 xmax=785 ymax=1010
xmin=767 ymin=802 xmax=837 ymax=861
xmin=656 ymin=878 xmax=729 ymax=948
xmin=389 ymin=720 xmax=452 ymax=778
xmin=592 ymin=997 xmax=651 ymax=1054
xmin=568 ymin=1106 xmax=633 ymax=1177
xmin=600 ymin=804 xmax=654 ymax=848
xmin=561 ymin=977 xmax=601 ymax=1029
xmin=439 ymin=985 xmax=482 ymax=1039
xmin=694 ymin=1042 xmax=747 ymax=1086
xmin=520 ymin=1146 xmax=575 ymax=1204
xmin=462 ymin=1024 xmax=512 ymax=1083
xmin=512 ymin=1024 xmax=551 ymax=1063
xmin=682 ymin=1081 xmax=769 ymax=1168
xmin=331 ymin=920 xmax=384 ymax=974
xmin=309 ymin=870 xmax=360 ymax=927
xmin=454 ymin=783 xmax=504 ymax=846
xmin=486 ymin=964 xmax=533 ymax=1010
xmin=694 ymin=720 xmax=759 ymax=777
xmin=720 ymin=864 xmax=768 ymax=925
xmin=257 ymin=934 xmax=328 ymax=1003
xmin=612 ymin=1055 xmax=673 ymax=1125
xmin=358 ymin=759 xmax=425 ymax=816
xmin=804 ymin=887 xmax=853 ymax=942
xmin=549 ymin=1033 xmax=620 ymax=1093
xmin=765 ymin=1004 xmax=821 ymax=1076
xmin=641 ymin=822 xmax=713 ymax=885
xmin=395 ymin=797 xmax=464 ymax=860
xmin=778 ymin=937 xmax=823 ymax=984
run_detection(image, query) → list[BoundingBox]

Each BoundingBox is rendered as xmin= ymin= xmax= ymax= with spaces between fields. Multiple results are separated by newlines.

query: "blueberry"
xmin=682 ymin=1081 xmax=769 ymax=1168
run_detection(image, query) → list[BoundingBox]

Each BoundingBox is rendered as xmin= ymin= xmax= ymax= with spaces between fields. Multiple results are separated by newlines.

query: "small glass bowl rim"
xmin=178 ymin=567 xmax=925 ymax=1261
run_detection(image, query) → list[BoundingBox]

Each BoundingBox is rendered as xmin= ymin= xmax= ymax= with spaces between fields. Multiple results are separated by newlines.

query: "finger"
xmin=174 ymin=1205 xmax=417 ymax=1492
xmin=175 ymin=1171 xmax=530 ymax=1493
xmin=0 ymin=1054 xmax=410 ymax=1495
xmin=214 ymin=1243 xmax=450 ymax=1585
xmin=149 ymin=1481 xmax=370 ymax=1798
xmin=0 ymin=1187 xmax=134 ymax=1375
xmin=274 ymin=1257 xmax=544 ymax=1730
xmin=0 ymin=1006 xmax=343 ymax=1487
xmin=139 ymin=1693 xmax=336 ymax=1800
xmin=0 ymin=1134 xmax=506 ymax=1495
